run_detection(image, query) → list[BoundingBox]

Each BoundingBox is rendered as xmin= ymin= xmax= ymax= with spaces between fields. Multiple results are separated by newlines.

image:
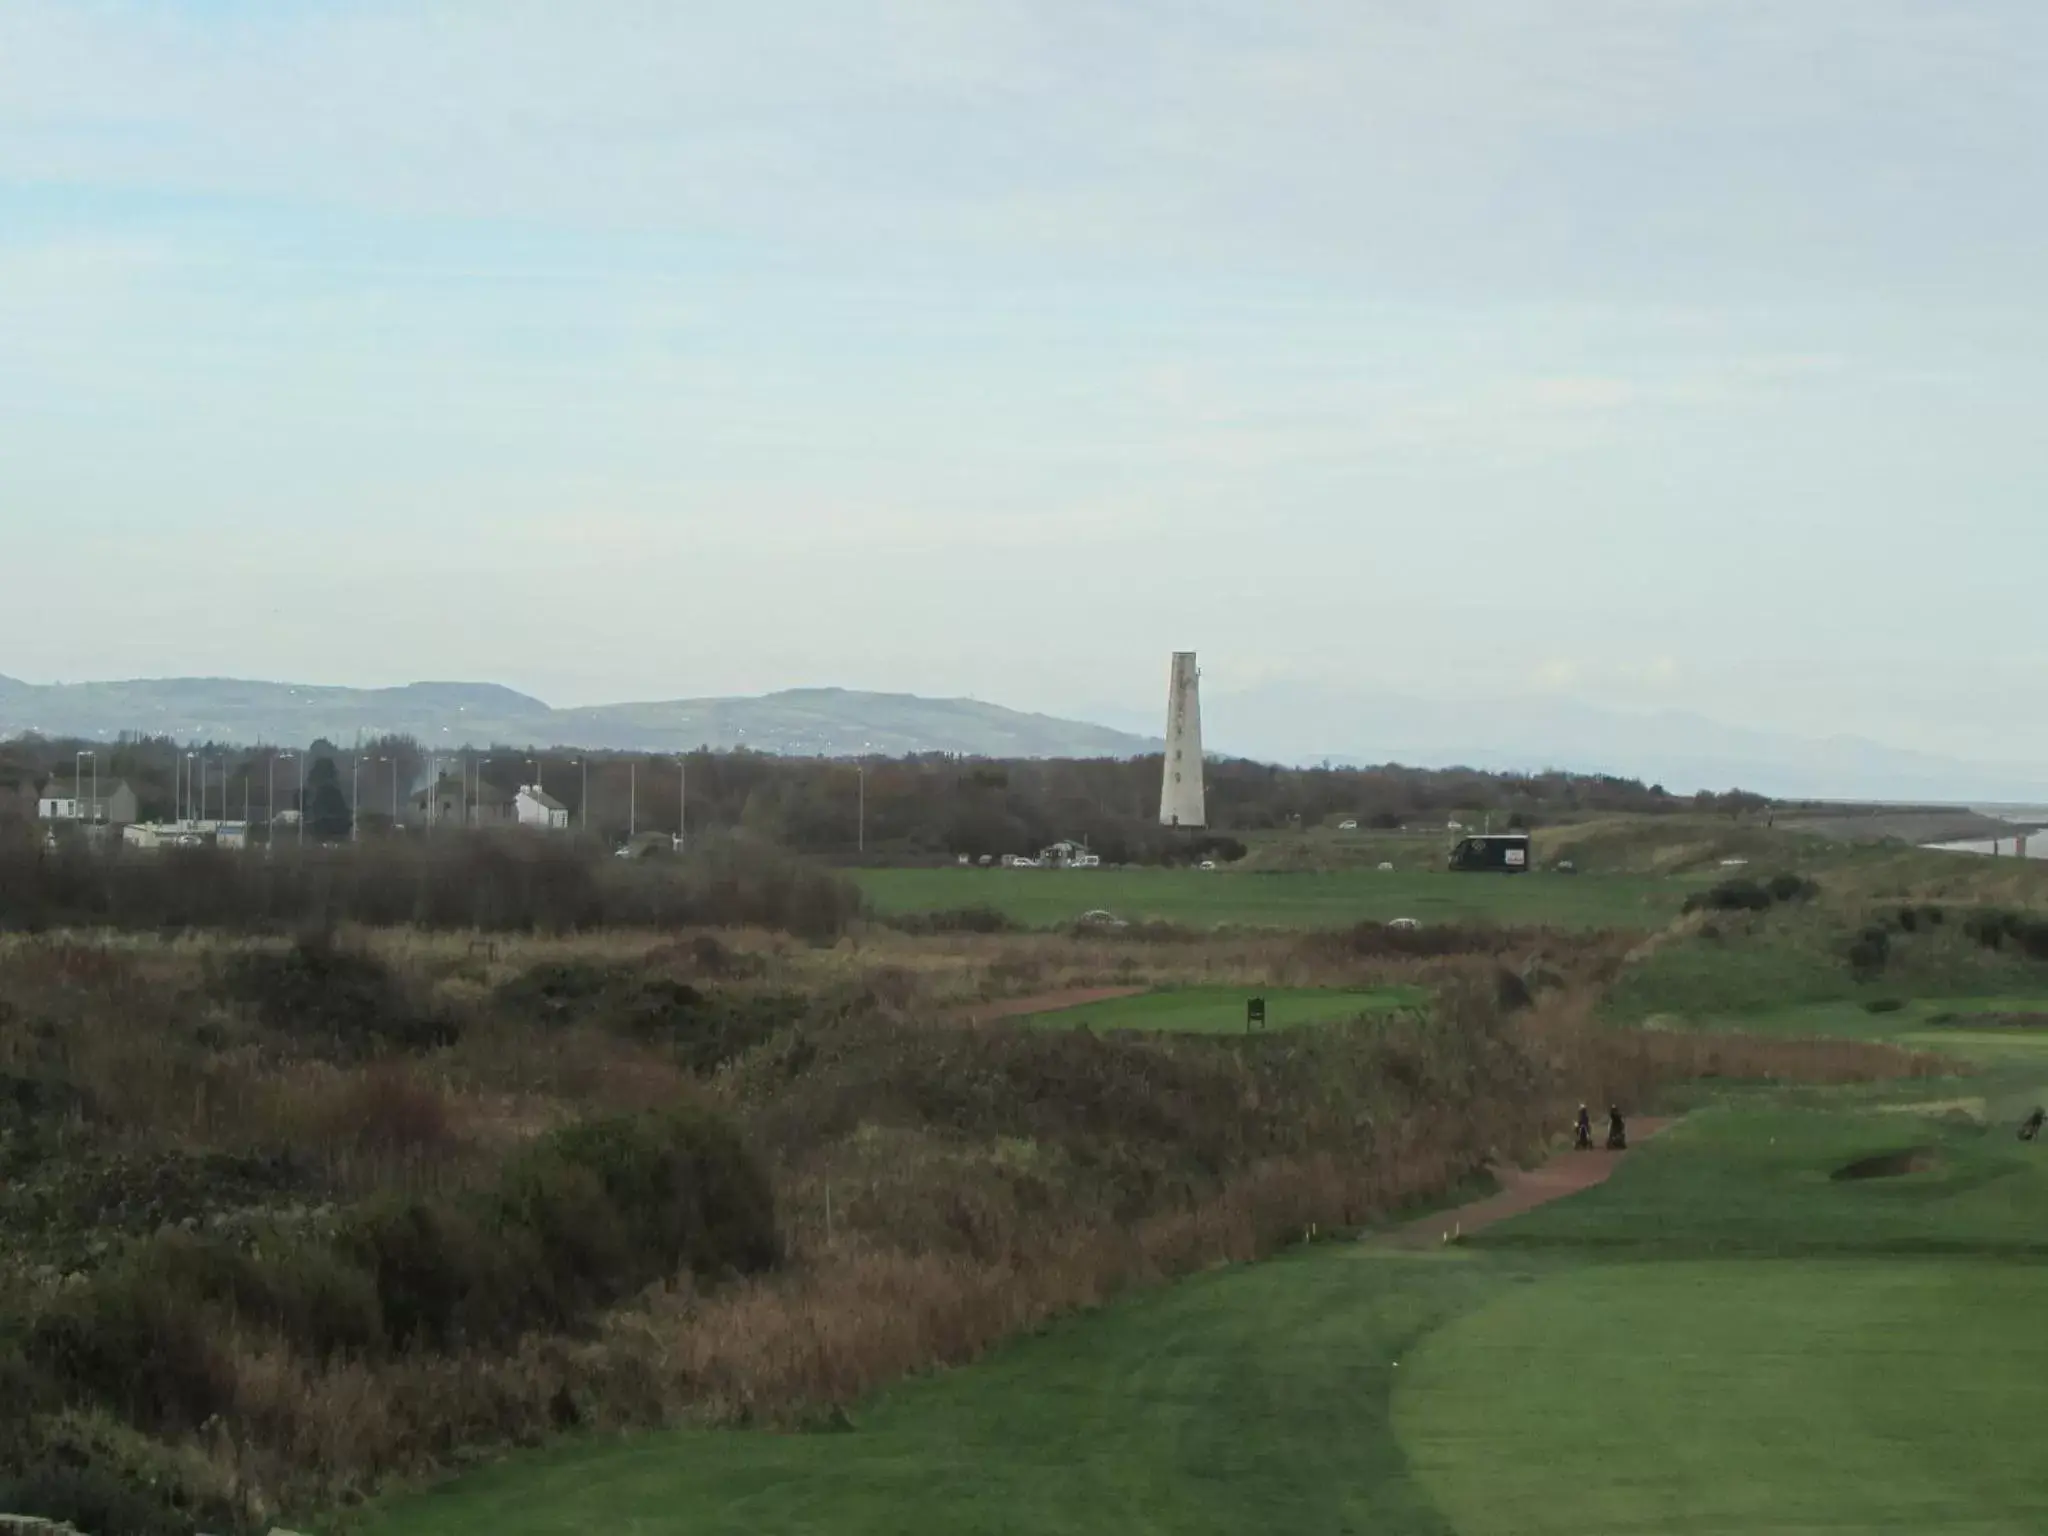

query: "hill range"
xmin=4 ymin=673 xmax=2047 ymax=803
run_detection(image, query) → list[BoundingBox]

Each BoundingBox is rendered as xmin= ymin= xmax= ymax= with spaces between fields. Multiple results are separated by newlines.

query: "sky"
xmin=3 ymin=1 xmax=2046 ymax=764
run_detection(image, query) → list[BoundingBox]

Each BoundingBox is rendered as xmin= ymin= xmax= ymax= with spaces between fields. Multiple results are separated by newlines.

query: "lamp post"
xmin=351 ymin=753 xmax=362 ymax=843
xmin=185 ymin=753 xmax=197 ymax=826
xmin=858 ymin=762 xmax=866 ymax=856
xmin=75 ymin=751 xmax=94 ymax=839
xmin=629 ymin=759 xmax=637 ymax=842
xmin=678 ymin=754 xmax=687 ymax=854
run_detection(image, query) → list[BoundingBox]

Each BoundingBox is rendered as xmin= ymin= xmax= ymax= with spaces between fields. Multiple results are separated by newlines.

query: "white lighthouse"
xmin=1159 ymin=651 xmax=1206 ymax=828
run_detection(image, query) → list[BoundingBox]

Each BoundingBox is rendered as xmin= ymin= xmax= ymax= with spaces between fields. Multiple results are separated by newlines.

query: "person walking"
xmin=1606 ymin=1106 xmax=1628 ymax=1151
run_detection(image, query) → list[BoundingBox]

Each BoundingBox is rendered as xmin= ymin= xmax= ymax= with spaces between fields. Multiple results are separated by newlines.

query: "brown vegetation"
xmin=0 ymin=926 xmax=1938 ymax=1535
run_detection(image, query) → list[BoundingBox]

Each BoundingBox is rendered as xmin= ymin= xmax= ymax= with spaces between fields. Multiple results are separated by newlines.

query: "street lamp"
xmin=75 ymin=751 xmax=95 ymax=838
xmin=185 ymin=753 xmax=197 ymax=826
xmin=856 ymin=762 xmax=866 ymax=856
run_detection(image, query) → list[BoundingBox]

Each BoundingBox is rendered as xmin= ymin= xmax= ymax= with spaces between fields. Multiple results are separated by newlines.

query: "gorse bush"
xmin=30 ymin=1106 xmax=779 ymax=1433
xmin=1961 ymin=906 xmax=2048 ymax=960
xmin=0 ymin=830 xmax=860 ymax=939
xmin=1846 ymin=922 xmax=1892 ymax=979
xmin=493 ymin=959 xmax=809 ymax=1075
xmin=1682 ymin=872 xmax=1819 ymax=915
xmin=219 ymin=932 xmax=456 ymax=1058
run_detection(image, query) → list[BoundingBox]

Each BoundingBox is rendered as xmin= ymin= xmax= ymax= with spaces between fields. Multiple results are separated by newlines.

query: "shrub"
xmin=1864 ymin=997 xmax=1906 ymax=1014
xmin=503 ymin=1106 xmax=781 ymax=1299
xmin=1684 ymin=878 xmax=1772 ymax=914
xmin=1964 ymin=908 xmax=2013 ymax=950
xmin=495 ymin=961 xmax=806 ymax=1075
xmin=30 ymin=1247 xmax=240 ymax=1431
xmin=219 ymin=933 xmax=456 ymax=1058
xmin=884 ymin=905 xmax=1016 ymax=936
xmin=1766 ymin=873 xmax=1820 ymax=904
xmin=344 ymin=1196 xmax=538 ymax=1349
xmin=1846 ymin=923 xmax=1891 ymax=980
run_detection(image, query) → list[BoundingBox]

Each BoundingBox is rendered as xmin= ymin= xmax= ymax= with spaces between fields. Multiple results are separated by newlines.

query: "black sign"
xmin=1246 ymin=997 xmax=1266 ymax=1030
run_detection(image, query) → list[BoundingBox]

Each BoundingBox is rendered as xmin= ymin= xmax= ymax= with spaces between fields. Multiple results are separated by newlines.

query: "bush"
xmin=883 ymin=905 xmax=1016 ymax=935
xmin=350 ymin=1105 xmax=780 ymax=1347
xmin=494 ymin=961 xmax=807 ymax=1075
xmin=1684 ymin=878 xmax=1772 ymax=914
xmin=1847 ymin=923 xmax=1892 ymax=980
xmin=1864 ymin=997 xmax=1906 ymax=1014
xmin=30 ymin=1247 xmax=240 ymax=1431
xmin=344 ymin=1196 xmax=538 ymax=1349
xmin=503 ymin=1106 xmax=780 ymax=1298
xmin=1767 ymin=873 xmax=1820 ymax=904
xmin=219 ymin=933 xmax=456 ymax=1058
xmin=1964 ymin=908 xmax=2016 ymax=950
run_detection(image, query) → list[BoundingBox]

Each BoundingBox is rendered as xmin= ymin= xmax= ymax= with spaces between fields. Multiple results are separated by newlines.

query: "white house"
xmin=515 ymin=785 xmax=570 ymax=831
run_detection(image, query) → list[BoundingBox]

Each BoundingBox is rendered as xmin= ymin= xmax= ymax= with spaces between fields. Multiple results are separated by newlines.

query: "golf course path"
xmin=1382 ymin=1118 xmax=1676 ymax=1247
xmin=957 ymin=986 xmax=1149 ymax=1023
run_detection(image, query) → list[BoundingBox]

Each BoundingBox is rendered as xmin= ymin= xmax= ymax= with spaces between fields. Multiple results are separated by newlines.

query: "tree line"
xmin=0 ymin=732 xmax=1760 ymax=863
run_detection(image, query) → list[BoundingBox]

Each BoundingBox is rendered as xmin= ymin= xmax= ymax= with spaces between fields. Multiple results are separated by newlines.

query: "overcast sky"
xmin=4 ymin=1 xmax=2045 ymax=761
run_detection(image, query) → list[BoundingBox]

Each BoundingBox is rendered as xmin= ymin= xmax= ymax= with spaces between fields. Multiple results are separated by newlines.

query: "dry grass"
xmin=0 ymin=924 xmax=1944 ymax=1533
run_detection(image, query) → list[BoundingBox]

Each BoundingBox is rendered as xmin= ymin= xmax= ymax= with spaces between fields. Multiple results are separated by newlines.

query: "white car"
xmin=1077 ymin=909 xmax=1128 ymax=930
xmin=1198 ymin=859 xmax=1217 ymax=870
xmin=1387 ymin=917 xmax=1422 ymax=932
xmin=1377 ymin=861 xmax=1395 ymax=872
xmin=1339 ymin=819 xmax=1358 ymax=830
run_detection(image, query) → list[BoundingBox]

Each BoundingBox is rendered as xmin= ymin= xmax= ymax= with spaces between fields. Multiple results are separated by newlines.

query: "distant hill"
xmin=7 ymin=672 xmax=2044 ymax=802
xmin=0 ymin=676 xmax=1160 ymax=759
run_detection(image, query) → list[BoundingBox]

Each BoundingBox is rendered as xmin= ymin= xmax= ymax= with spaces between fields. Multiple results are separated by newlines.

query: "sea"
xmin=1922 ymin=804 xmax=2048 ymax=861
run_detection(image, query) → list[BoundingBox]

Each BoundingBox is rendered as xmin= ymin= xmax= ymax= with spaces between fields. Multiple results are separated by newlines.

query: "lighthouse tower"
xmin=1158 ymin=652 xmax=1206 ymax=828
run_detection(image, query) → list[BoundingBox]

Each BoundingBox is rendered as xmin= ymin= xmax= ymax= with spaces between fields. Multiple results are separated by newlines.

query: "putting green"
xmin=1396 ymin=1259 xmax=2048 ymax=1535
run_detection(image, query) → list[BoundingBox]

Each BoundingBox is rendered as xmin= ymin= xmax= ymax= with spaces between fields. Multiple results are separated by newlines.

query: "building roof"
xmin=414 ymin=776 xmax=514 ymax=807
xmin=518 ymin=786 xmax=568 ymax=813
xmin=40 ymin=778 xmax=132 ymax=801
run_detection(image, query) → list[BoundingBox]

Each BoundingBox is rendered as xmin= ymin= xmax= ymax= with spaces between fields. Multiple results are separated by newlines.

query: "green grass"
xmin=362 ymin=1092 xmax=2048 ymax=1536
xmin=858 ymin=867 xmax=1692 ymax=931
xmin=363 ymin=1247 xmax=1486 ymax=1536
xmin=1397 ymin=1258 xmax=2048 ymax=1535
xmin=1485 ymin=1098 xmax=2048 ymax=1259
xmin=1606 ymin=905 xmax=2048 ymax=1024
xmin=1023 ymin=984 xmax=1427 ymax=1035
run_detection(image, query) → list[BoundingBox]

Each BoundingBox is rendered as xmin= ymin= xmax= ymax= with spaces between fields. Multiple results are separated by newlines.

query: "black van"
xmin=1447 ymin=833 xmax=1531 ymax=873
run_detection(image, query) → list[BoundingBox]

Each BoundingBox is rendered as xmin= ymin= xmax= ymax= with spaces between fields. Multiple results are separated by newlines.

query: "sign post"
xmin=1246 ymin=997 xmax=1266 ymax=1033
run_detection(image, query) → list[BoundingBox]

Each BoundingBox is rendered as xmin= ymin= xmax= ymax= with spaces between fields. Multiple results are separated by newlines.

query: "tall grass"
xmin=0 ymin=929 xmax=1941 ymax=1534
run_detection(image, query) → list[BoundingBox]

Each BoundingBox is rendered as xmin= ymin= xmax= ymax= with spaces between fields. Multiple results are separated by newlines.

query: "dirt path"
xmin=955 ymin=986 xmax=1150 ymax=1024
xmin=1379 ymin=1118 xmax=1676 ymax=1248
